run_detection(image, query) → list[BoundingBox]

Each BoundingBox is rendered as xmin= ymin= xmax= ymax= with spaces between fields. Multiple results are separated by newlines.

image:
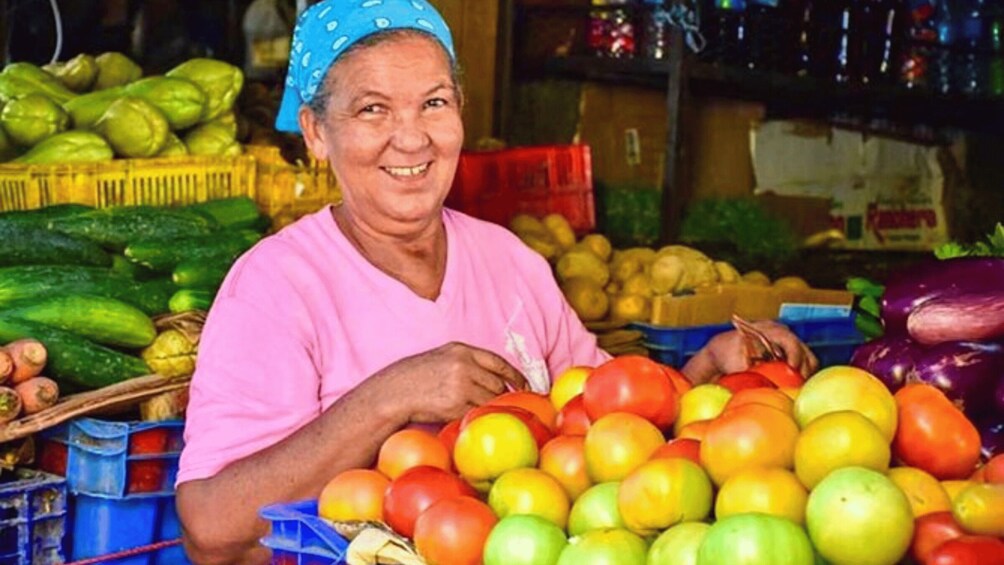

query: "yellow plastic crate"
xmin=0 ymin=147 xmax=341 ymax=229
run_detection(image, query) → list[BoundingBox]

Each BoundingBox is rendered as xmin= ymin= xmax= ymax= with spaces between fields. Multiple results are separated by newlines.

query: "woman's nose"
xmin=390 ymin=113 xmax=432 ymax=152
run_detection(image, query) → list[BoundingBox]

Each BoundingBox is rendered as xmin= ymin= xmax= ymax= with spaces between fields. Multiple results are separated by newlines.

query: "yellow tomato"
xmin=584 ymin=412 xmax=665 ymax=483
xmin=454 ymin=413 xmax=538 ymax=483
xmin=888 ymin=467 xmax=952 ymax=517
xmin=952 ymin=483 xmax=1004 ymax=537
xmin=673 ymin=384 xmax=732 ymax=436
xmin=317 ymin=469 xmax=389 ymax=522
xmin=617 ymin=457 xmax=713 ymax=536
xmin=550 ymin=366 xmax=592 ymax=411
xmin=942 ymin=480 xmax=975 ymax=503
xmin=715 ymin=467 xmax=808 ymax=525
xmin=793 ymin=365 xmax=898 ymax=442
xmin=539 ymin=435 xmax=593 ymax=500
xmin=488 ymin=468 xmax=570 ymax=529
xmin=700 ymin=404 xmax=799 ymax=486
xmin=794 ymin=411 xmax=890 ymax=489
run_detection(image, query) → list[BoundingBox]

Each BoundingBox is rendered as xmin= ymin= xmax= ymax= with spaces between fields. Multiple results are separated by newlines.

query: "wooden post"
xmin=660 ymin=25 xmax=690 ymax=242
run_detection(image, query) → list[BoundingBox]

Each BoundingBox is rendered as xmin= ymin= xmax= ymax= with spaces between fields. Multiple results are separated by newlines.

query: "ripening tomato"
xmin=661 ymin=364 xmax=693 ymax=395
xmin=794 ymin=365 xmax=898 ymax=442
xmin=794 ymin=411 xmax=891 ymax=490
xmin=617 ymin=457 xmax=713 ymax=536
xmin=700 ymin=403 xmax=799 ymax=486
xmin=676 ymin=419 xmax=710 ymax=442
xmin=910 ymin=511 xmax=966 ymax=564
xmin=698 ymin=513 xmax=815 ymax=565
xmin=971 ymin=467 xmax=987 ymax=483
xmin=750 ymin=360 xmax=805 ymax=388
xmin=551 ymin=366 xmax=592 ymax=411
xmin=717 ymin=371 xmax=778 ymax=393
xmin=539 ymin=435 xmax=592 ymax=500
xmin=377 ymin=429 xmax=451 ymax=480
xmin=888 ymin=467 xmax=953 ymax=518
xmin=488 ymin=468 xmax=570 ymax=529
xmin=985 ymin=454 xmax=1004 ymax=484
xmin=724 ymin=387 xmax=794 ymax=416
xmin=556 ymin=395 xmax=591 ymax=436
xmin=583 ymin=355 xmax=680 ymax=430
xmin=382 ymin=466 xmax=477 ymax=538
xmin=318 ymin=469 xmax=390 ymax=522
xmin=488 ymin=391 xmax=559 ymax=433
xmin=454 ymin=413 xmax=538 ymax=484
xmin=413 ymin=496 xmax=498 ymax=565
xmin=650 ymin=438 xmax=701 ymax=466
xmin=952 ymin=483 xmax=1004 ymax=537
xmin=925 ymin=535 xmax=1004 ymax=565
xmin=461 ymin=404 xmax=553 ymax=449
xmin=584 ymin=412 xmax=665 ymax=483
xmin=894 ymin=384 xmax=982 ymax=480
xmin=437 ymin=420 xmax=461 ymax=456
xmin=555 ymin=528 xmax=648 ymax=565
xmin=715 ymin=467 xmax=808 ymax=525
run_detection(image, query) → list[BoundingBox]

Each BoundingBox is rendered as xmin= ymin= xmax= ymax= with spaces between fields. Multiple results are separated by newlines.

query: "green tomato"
xmin=557 ymin=529 xmax=648 ymax=565
xmin=697 ymin=513 xmax=815 ymax=565
xmin=568 ymin=482 xmax=624 ymax=536
xmin=647 ymin=522 xmax=710 ymax=565
xmin=483 ymin=515 xmax=567 ymax=565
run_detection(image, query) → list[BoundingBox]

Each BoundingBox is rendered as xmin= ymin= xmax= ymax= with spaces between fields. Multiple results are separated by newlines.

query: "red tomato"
xmin=382 ymin=466 xmax=477 ymax=538
xmin=717 ymin=371 xmax=778 ymax=393
xmin=911 ymin=511 xmax=967 ymax=564
xmin=488 ymin=391 xmax=559 ymax=432
xmin=985 ymin=454 xmax=1004 ymax=484
xmin=377 ymin=429 xmax=451 ymax=480
xmin=461 ymin=405 xmax=553 ymax=449
xmin=650 ymin=438 xmax=702 ymax=466
xmin=413 ymin=496 xmax=498 ymax=565
xmin=893 ymin=384 xmax=982 ymax=480
xmin=556 ymin=395 xmax=592 ymax=436
xmin=661 ymin=365 xmax=693 ymax=395
xmin=583 ymin=355 xmax=679 ymax=430
xmin=925 ymin=535 xmax=1004 ymax=565
xmin=750 ymin=361 xmax=805 ymax=388
xmin=437 ymin=420 xmax=461 ymax=455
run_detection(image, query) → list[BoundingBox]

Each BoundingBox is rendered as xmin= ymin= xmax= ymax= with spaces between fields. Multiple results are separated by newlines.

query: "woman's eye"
xmin=425 ymin=98 xmax=448 ymax=109
xmin=359 ymin=104 xmax=384 ymax=115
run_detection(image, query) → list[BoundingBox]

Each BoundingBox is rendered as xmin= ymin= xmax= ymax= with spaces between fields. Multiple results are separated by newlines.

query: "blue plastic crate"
xmin=69 ymin=493 xmax=190 ymax=565
xmin=65 ymin=418 xmax=184 ymax=498
xmin=260 ymin=500 xmax=349 ymax=565
xmin=631 ymin=316 xmax=864 ymax=369
xmin=0 ymin=469 xmax=67 ymax=565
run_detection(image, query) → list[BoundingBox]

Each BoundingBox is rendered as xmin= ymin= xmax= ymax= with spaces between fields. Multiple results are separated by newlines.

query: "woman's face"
xmin=300 ymin=34 xmax=463 ymax=233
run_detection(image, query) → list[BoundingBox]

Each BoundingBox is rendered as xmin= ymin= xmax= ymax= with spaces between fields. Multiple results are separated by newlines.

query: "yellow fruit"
xmin=551 ymin=366 xmax=592 ymax=410
xmin=888 ymin=467 xmax=952 ymax=517
xmin=620 ymin=247 xmax=658 ymax=266
xmin=650 ymin=255 xmax=685 ymax=294
xmin=622 ymin=273 xmax=653 ymax=297
xmin=556 ymin=249 xmax=610 ymax=287
xmin=609 ymin=293 xmax=651 ymax=323
xmin=942 ymin=480 xmax=975 ymax=503
xmin=454 ymin=413 xmax=539 ymax=482
xmin=488 ymin=468 xmax=570 ymax=529
xmin=793 ymin=365 xmax=899 ymax=442
xmin=741 ymin=271 xmax=772 ymax=286
xmin=561 ymin=277 xmax=609 ymax=322
xmin=794 ymin=411 xmax=891 ymax=489
xmin=585 ymin=413 xmax=665 ymax=483
xmin=618 ymin=458 xmax=713 ymax=536
xmin=774 ymin=276 xmax=810 ymax=290
xmin=674 ymin=384 xmax=732 ymax=436
xmin=580 ymin=234 xmax=613 ymax=262
xmin=715 ymin=468 xmax=809 ymax=525
xmin=714 ymin=261 xmax=740 ymax=284
xmin=543 ymin=213 xmax=577 ymax=251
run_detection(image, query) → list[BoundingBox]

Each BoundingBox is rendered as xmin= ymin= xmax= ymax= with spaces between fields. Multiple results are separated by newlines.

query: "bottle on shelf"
xmin=931 ymin=0 xmax=958 ymax=93
xmin=589 ymin=0 xmax=636 ymax=58
xmin=900 ymin=0 xmax=938 ymax=90
xmin=640 ymin=0 xmax=672 ymax=60
xmin=955 ymin=0 xmax=987 ymax=94
xmin=851 ymin=0 xmax=908 ymax=85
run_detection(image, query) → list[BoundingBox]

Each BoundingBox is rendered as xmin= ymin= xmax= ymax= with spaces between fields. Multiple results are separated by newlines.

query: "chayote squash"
xmin=95 ymin=97 xmax=169 ymax=158
xmin=1 ymin=63 xmax=76 ymax=105
xmin=94 ymin=52 xmax=142 ymax=90
xmin=43 ymin=54 xmax=98 ymax=92
xmin=124 ymin=77 xmax=206 ymax=130
xmin=205 ymin=111 xmax=237 ymax=138
xmin=156 ymin=133 xmax=189 ymax=157
xmin=13 ymin=131 xmax=113 ymax=165
xmin=183 ymin=123 xmax=242 ymax=157
xmin=62 ymin=87 xmax=126 ymax=129
xmin=0 ymin=94 xmax=70 ymax=146
xmin=166 ymin=58 xmax=244 ymax=122
xmin=0 ymin=75 xmax=45 ymax=105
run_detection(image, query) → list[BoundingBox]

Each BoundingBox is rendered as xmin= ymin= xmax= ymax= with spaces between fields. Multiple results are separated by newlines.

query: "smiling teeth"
xmin=385 ymin=163 xmax=430 ymax=177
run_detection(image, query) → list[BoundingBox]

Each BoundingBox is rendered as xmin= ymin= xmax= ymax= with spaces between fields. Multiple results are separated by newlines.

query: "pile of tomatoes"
xmin=317 ymin=355 xmax=1004 ymax=565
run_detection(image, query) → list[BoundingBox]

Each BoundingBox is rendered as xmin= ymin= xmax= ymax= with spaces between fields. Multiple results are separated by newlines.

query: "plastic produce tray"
xmin=69 ymin=493 xmax=189 ymax=565
xmin=0 ymin=469 xmax=68 ymax=565
xmin=260 ymin=500 xmax=349 ymax=565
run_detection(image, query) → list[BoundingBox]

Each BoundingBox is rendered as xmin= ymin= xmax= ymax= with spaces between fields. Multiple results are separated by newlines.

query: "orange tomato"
xmin=986 ymin=454 xmax=1004 ymax=484
xmin=556 ymin=395 xmax=591 ymax=436
xmin=461 ymin=405 xmax=553 ymax=449
xmin=551 ymin=366 xmax=592 ymax=411
xmin=539 ymin=435 xmax=592 ymax=500
xmin=971 ymin=466 xmax=987 ymax=483
xmin=618 ymin=458 xmax=713 ymax=535
xmin=437 ymin=420 xmax=461 ymax=455
xmin=725 ymin=387 xmax=794 ymax=416
xmin=318 ymin=469 xmax=390 ymax=522
xmin=888 ymin=467 xmax=952 ymax=518
xmin=488 ymin=391 xmax=558 ymax=433
xmin=700 ymin=404 xmax=799 ymax=486
xmin=378 ymin=429 xmax=451 ymax=480
xmin=715 ymin=467 xmax=808 ymax=525
xmin=584 ymin=412 xmax=665 ymax=483
xmin=676 ymin=419 xmax=710 ymax=442
xmin=661 ymin=364 xmax=693 ymax=395
xmin=750 ymin=360 xmax=806 ymax=388
xmin=414 ymin=496 xmax=497 ymax=565
xmin=650 ymin=438 xmax=702 ymax=466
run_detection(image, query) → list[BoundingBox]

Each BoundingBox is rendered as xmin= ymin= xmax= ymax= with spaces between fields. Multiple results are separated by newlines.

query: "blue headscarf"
xmin=275 ymin=0 xmax=456 ymax=133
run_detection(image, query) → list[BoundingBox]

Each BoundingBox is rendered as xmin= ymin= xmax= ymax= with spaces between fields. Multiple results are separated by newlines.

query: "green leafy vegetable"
xmin=679 ymin=198 xmax=799 ymax=270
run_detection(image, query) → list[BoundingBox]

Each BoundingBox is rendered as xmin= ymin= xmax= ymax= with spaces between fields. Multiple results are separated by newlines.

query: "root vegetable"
xmin=0 ymin=386 xmax=23 ymax=423
xmin=4 ymin=339 xmax=47 ymax=384
xmin=0 ymin=350 xmax=11 ymax=383
xmin=14 ymin=377 xmax=59 ymax=415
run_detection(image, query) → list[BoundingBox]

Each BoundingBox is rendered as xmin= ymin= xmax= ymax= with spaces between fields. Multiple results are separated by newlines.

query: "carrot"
xmin=14 ymin=377 xmax=58 ymax=415
xmin=4 ymin=339 xmax=47 ymax=384
xmin=0 ymin=386 xmax=23 ymax=424
xmin=0 ymin=349 xmax=11 ymax=384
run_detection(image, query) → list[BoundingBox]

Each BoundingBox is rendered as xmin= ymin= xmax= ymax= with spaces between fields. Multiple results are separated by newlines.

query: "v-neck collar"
xmin=321 ymin=205 xmax=458 ymax=310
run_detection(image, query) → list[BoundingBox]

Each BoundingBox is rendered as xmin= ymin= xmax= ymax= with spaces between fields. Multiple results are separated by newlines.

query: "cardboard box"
xmin=650 ymin=284 xmax=854 ymax=327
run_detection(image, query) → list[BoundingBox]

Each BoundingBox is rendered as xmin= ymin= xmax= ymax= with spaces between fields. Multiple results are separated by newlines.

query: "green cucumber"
xmin=2 ymin=293 xmax=156 ymax=348
xmin=0 ymin=266 xmax=175 ymax=315
xmin=125 ymin=229 xmax=261 ymax=272
xmin=0 ymin=204 xmax=93 ymax=226
xmin=169 ymin=289 xmax=216 ymax=313
xmin=0 ymin=316 xmax=151 ymax=389
xmin=184 ymin=197 xmax=263 ymax=230
xmin=47 ymin=206 xmax=218 ymax=251
xmin=172 ymin=259 xmax=232 ymax=289
xmin=0 ymin=220 xmax=112 ymax=267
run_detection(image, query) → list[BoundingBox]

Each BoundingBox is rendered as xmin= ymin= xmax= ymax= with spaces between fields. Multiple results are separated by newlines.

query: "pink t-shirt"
xmin=178 ymin=206 xmax=610 ymax=484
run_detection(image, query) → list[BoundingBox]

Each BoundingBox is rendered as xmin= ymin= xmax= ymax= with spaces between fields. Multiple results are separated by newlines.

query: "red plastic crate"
xmin=447 ymin=144 xmax=596 ymax=233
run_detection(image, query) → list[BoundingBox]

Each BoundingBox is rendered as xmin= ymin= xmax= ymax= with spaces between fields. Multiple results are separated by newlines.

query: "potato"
xmin=611 ymin=256 xmax=643 ymax=283
xmin=561 ymin=276 xmax=609 ymax=322
xmin=714 ymin=261 xmax=741 ymax=284
xmin=741 ymin=271 xmax=772 ymax=286
xmin=556 ymin=249 xmax=611 ymax=287
xmin=622 ymin=272 xmax=653 ymax=297
xmin=521 ymin=232 xmax=560 ymax=261
xmin=650 ymin=254 xmax=686 ymax=295
xmin=509 ymin=213 xmax=548 ymax=237
xmin=579 ymin=234 xmax=613 ymax=262
xmin=609 ymin=293 xmax=651 ymax=323
xmin=543 ymin=213 xmax=577 ymax=251
xmin=774 ymin=276 xmax=810 ymax=290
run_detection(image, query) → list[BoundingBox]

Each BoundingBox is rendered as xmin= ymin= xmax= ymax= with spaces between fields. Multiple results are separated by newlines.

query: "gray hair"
xmin=305 ymin=29 xmax=462 ymax=119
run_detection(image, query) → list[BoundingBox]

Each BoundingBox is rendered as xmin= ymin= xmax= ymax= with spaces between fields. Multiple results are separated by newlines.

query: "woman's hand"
xmin=683 ymin=320 xmax=818 ymax=384
xmin=370 ymin=342 xmax=528 ymax=424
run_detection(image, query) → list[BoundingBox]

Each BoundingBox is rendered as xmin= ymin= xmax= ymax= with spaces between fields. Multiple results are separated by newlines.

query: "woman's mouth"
xmin=382 ymin=162 xmax=431 ymax=178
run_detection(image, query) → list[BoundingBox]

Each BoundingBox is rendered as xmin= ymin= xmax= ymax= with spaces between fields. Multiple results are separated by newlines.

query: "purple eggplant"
xmin=996 ymin=377 xmax=1004 ymax=413
xmin=908 ymin=291 xmax=1004 ymax=346
xmin=882 ymin=258 xmax=1004 ymax=333
xmin=850 ymin=335 xmax=920 ymax=393
xmin=907 ymin=340 xmax=1004 ymax=418
xmin=978 ymin=414 xmax=1004 ymax=460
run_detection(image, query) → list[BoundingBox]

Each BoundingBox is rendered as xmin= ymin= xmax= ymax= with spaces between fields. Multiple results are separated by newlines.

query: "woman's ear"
xmin=299 ymin=106 xmax=328 ymax=161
